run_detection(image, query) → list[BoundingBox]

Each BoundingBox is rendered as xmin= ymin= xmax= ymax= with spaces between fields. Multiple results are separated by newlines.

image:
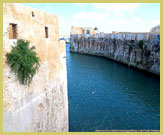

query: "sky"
xmin=22 ymin=3 xmax=160 ymax=35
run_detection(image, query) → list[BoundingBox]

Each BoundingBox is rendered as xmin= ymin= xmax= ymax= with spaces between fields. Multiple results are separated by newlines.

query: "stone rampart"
xmin=3 ymin=4 xmax=68 ymax=132
xmin=70 ymin=32 xmax=160 ymax=75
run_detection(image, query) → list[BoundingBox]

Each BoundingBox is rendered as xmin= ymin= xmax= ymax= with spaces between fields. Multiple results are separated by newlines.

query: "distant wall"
xmin=3 ymin=4 xmax=68 ymax=132
xmin=70 ymin=32 xmax=160 ymax=75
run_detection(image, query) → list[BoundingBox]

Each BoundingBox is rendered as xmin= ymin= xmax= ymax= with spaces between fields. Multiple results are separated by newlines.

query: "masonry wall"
xmin=3 ymin=4 xmax=68 ymax=132
xmin=70 ymin=32 xmax=160 ymax=75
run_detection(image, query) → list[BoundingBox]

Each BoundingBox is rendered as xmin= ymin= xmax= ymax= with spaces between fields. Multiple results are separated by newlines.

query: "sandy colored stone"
xmin=3 ymin=3 xmax=68 ymax=132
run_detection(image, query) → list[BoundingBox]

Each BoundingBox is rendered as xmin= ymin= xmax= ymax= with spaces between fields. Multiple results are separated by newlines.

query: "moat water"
xmin=66 ymin=44 xmax=160 ymax=132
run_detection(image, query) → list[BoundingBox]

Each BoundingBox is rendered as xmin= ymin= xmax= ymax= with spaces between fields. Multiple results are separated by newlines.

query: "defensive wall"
xmin=70 ymin=32 xmax=160 ymax=75
xmin=3 ymin=3 xmax=68 ymax=132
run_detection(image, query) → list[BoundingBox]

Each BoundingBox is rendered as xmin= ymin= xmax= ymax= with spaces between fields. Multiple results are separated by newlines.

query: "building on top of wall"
xmin=71 ymin=26 xmax=99 ymax=35
xmin=150 ymin=25 xmax=160 ymax=33
xmin=71 ymin=27 xmax=84 ymax=34
xmin=83 ymin=27 xmax=99 ymax=34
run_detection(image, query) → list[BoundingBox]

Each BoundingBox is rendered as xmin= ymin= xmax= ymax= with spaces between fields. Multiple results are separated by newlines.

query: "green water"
xmin=66 ymin=44 xmax=160 ymax=132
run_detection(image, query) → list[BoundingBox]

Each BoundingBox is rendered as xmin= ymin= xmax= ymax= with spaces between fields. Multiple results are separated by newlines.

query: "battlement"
xmin=71 ymin=32 xmax=160 ymax=41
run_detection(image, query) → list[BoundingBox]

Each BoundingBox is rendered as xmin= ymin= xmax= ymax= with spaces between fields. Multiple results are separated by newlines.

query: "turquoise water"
xmin=66 ymin=44 xmax=160 ymax=132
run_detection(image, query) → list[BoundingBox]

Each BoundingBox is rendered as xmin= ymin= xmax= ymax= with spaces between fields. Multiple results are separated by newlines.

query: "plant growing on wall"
xmin=138 ymin=40 xmax=144 ymax=49
xmin=113 ymin=38 xmax=116 ymax=45
xmin=130 ymin=40 xmax=134 ymax=44
xmin=6 ymin=39 xmax=40 ymax=85
xmin=129 ymin=40 xmax=135 ymax=50
xmin=94 ymin=27 xmax=98 ymax=30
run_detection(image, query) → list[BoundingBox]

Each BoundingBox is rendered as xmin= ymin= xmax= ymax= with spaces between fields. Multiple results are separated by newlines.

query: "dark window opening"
xmin=9 ymin=24 xmax=17 ymax=39
xmin=45 ymin=27 xmax=48 ymax=38
xmin=32 ymin=12 xmax=35 ymax=17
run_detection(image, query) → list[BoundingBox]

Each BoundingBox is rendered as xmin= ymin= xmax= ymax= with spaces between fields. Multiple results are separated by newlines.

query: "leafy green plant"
xmin=138 ymin=40 xmax=144 ymax=49
xmin=113 ymin=38 xmax=116 ymax=45
xmin=144 ymin=45 xmax=147 ymax=50
xmin=129 ymin=45 xmax=133 ymax=50
xmin=94 ymin=27 xmax=98 ymax=30
xmin=129 ymin=40 xmax=135 ymax=50
xmin=6 ymin=39 xmax=40 ymax=85
xmin=130 ymin=40 xmax=134 ymax=44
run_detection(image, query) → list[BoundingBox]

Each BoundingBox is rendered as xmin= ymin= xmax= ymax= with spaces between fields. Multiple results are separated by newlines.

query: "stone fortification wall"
xmin=3 ymin=4 xmax=68 ymax=132
xmin=70 ymin=32 xmax=160 ymax=75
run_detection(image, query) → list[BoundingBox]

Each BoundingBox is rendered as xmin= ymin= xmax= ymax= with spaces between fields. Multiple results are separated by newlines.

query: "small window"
xmin=9 ymin=23 xmax=17 ymax=39
xmin=32 ymin=12 xmax=35 ymax=17
xmin=45 ymin=27 xmax=48 ymax=38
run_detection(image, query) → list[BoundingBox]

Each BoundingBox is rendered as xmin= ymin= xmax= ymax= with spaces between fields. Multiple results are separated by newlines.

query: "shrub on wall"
xmin=6 ymin=39 xmax=40 ymax=85
xmin=94 ymin=27 xmax=98 ymax=30
xmin=129 ymin=40 xmax=135 ymax=50
xmin=130 ymin=40 xmax=134 ymax=44
xmin=113 ymin=38 xmax=116 ymax=45
xmin=138 ymin=40 xmax=144 ymax=49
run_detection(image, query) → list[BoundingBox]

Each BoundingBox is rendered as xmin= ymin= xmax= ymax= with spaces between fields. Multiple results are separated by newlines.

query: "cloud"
xmin=92 ymin=3 xmax=140 ymax=12
xmin=108 ymin=18 xmax=130 ymax=25
xmin=132 ymin=17 xmax=141 ymax=22
xmin=92 ymin=3 xmax=140 ymax=19
xmin=108 ymin=17 xmax=141 ymax=25
xmin=72 ymin=11 xmax=110 ymax=30
xmin=57 ymin=15 xmax=72 ymax=35
xmin=73 ymin=11 xmax=109 ymax=22
xmin=72 ymin=10 xmax=143 ymax=33
xmin=151 ymin=20 xmax=160 ymax=26
xmin=74 ymin=3 xmax=90 ymax=7
xmin=45 ymin=5 xmax=53 ymax=11
xmin=114 ymin=11 xmax=123 ymax=17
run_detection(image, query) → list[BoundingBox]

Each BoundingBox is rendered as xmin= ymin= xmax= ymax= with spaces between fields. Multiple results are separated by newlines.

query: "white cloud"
xmin=73 ymin=11 xmax=109 ymax=22
xmin=151 ymin=20 xmax=160 ymax=26
xmin=92 ymin=3 xmax=140 ymax=12
xmin=58 ymin=15 xmax=72 ymax=35
xmin=45 ymin=5 xmax=54 ymax=11
xmin=108 ymin=17 xmax=141 ymax=25
xmin=72 ymin=11 xmax=110 ymax=31
xmin=132 ymin=17 xmax=141 ymax=22
xmin=108 ymin=18 xmax=130 ymax=25
xmin=74 ymin=3 xmax=90 ymax=7
xmin=72 ymin=10 xmax=143 ymax=33
xmin=92 ymin=3 xmax=140 ymax=19
xmin=114 ymin=11 xmax=123 ymax=17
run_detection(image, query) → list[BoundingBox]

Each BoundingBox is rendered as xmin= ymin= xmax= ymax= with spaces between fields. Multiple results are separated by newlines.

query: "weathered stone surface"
xmin=3 ymin=4 xmax=68 ymax=132
xmin=70 ymin=33 xmax=160 ymax=75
